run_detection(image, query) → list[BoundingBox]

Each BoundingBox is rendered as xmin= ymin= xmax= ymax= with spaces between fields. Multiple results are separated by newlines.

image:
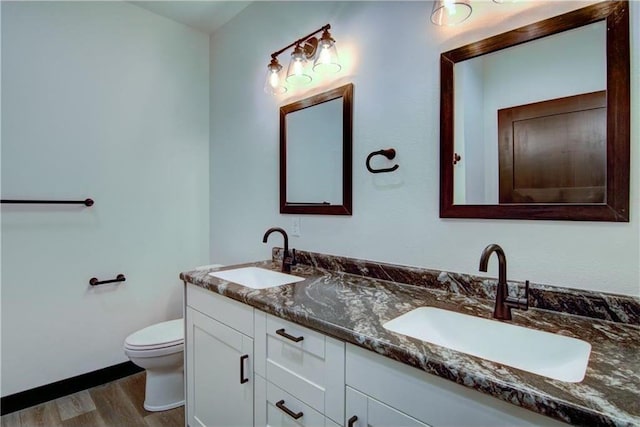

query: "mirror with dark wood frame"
xmin=440 ymin=1 xmax=630 ymax=221
xmin=280 ymin=83 xmax=353 ymax=215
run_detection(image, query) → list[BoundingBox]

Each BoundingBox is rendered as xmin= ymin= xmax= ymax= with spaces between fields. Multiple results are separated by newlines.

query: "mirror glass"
xmin=440 ymin=2 xmax=630 ymax=221
xmin=287 ymin=98 xmax=343 ymax=205
xmin=280 ymin=84 xmax=353 ymax=215
xmin=453 ymin=22 xmax=606 ymax=205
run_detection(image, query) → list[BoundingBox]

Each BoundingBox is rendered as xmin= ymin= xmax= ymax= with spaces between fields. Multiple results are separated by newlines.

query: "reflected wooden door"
xmin=498 ymin=91 xmax=606 ymax=204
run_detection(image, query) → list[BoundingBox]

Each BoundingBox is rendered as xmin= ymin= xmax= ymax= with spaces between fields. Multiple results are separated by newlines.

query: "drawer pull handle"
xmin=240 ymin=354 xmax=249 ymax=384
xmin=348 ymin=415 xmax=358 ymax=427
xmin=276 ymin=399 xmax=303 ymax=420
xmin=276 ymin=328 xmax=304 ymax=343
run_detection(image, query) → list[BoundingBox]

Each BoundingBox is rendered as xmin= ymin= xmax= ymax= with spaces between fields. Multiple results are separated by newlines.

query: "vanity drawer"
xmin=186 ymin=283 xmax=254 ymax=337
xmin=255 ymin=375 xmax=340 ymax=427
xmin=267 ymin=315 xmax=326 ymax=358
xmin=255 ymin=312 xmax=345 ymax=423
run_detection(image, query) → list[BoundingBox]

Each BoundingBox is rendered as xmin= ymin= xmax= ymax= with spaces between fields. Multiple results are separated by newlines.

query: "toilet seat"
xmin=125 ymin=319 xmax=183 ymax=352
xmin=124 ymin=342 xmax=183 ymax=358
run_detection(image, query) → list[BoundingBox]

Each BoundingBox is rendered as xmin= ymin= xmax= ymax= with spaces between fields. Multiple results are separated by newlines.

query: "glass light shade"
xmin=431 ymin=0 xmax=472 ymax=26
xmin=313 ymin=39 xmax=341 ymax=74
xmin=264 ymin=59 xmax=286 ymax=95
xmin=286 ymin=46 xmax=312 ymax=86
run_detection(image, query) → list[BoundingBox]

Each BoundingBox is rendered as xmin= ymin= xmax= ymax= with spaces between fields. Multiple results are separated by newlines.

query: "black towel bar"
xmin=90 ymin=274 xmax=126 ymax=286
xmin=1 ymin=198 xmax=94 ymax=206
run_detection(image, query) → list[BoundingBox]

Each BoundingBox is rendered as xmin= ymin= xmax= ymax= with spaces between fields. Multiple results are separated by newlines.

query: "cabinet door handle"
xmin=275 ymin=399 xmax=303 ymax=420
xmin=239 ymin=354 xmax=249 ymax=384
xmin=348 ymin=415 xmax=358 ymax=427
xmin=275 ymin=328 xmax=304 ymax=343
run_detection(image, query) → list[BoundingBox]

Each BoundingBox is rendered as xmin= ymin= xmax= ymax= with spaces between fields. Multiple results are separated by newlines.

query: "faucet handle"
xmin=284 ymin=248 xmax=297 ymax=266
xmin=506 ymin=280 xmax=529 ymax=311
xmin=521 ymin=280 xmax=530 ymax=311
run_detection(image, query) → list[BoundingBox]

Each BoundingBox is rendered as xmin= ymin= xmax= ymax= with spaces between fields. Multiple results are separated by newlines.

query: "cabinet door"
xmin=186 ymin=307 xmax=253 ymax=427
xmin=346 ymin=387 xmax=430 ymax=427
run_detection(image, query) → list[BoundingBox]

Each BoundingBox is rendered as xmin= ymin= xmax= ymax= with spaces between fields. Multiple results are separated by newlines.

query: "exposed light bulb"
xmin=318 ymin=46 xmax=331 ymax=65
xmin=445 ymin=0 xmax=457 ymax=16
xmin=293 ymin=58 xmax=304 ymax=76
xmin=269 ymin=70 xmax=279 ymax=88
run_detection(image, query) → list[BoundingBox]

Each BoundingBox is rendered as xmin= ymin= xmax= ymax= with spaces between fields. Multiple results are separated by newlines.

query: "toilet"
xmin=124 ymin=318 xmax=184 ymax=411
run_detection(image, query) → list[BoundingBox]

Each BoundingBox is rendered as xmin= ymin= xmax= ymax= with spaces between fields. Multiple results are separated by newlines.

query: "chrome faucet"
xmin=478 ymin=244 xmax=529 ymax=321
xmin=262 ymin=227 xmax=296 ymax=273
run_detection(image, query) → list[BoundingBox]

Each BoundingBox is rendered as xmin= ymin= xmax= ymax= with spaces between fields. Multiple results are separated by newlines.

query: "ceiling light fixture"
xmin=431 ymin=0 xmax=472 ymax=26
xmin=264 ymin=24 xmax=341 ymax=95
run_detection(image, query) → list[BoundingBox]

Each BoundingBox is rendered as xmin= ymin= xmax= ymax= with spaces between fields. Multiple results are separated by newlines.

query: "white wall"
xmin=1 ymin=1 xmax=209 ymax=395
xmin=209 ymin=1 xmax=639 ymax=297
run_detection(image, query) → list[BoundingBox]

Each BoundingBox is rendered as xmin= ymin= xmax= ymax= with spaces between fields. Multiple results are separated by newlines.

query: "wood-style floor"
xmin=1 ymin=373 xmax=184 ymax=427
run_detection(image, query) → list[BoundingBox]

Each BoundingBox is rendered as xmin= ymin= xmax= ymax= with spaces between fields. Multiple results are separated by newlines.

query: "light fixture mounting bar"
xmin=270 ymin=24 xmax=331 ymax=59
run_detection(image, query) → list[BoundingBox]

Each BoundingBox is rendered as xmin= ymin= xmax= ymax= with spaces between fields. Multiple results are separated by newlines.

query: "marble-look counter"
xmin=180 ymin=259 xmax=640 ymax=427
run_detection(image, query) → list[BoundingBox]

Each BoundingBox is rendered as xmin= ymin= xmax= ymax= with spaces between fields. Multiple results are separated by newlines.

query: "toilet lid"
xmin=125 ymin=319 xmax=183 ymax=349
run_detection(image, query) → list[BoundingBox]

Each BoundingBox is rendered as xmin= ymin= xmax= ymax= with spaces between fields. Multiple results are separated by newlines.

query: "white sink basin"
xmin=208 ymin=267 xmax=304 ymax=289
xmin=383 ymin=307 xmax=591 ymax=382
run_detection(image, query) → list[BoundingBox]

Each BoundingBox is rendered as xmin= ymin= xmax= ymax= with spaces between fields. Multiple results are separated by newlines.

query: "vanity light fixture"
xmin=430 ymin=0 xmax=472 ymax=26
xmin=264 ymin=24 xmax=341 ymax=95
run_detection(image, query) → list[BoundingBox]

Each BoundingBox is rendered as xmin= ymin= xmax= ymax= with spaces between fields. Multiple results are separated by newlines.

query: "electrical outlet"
xmin=292 ymin=217 xmax=301 ymax=237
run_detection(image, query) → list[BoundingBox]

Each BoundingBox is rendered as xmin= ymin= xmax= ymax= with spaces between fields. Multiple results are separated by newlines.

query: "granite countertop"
xmin=180 ymin=260 xmax=640 ymax=427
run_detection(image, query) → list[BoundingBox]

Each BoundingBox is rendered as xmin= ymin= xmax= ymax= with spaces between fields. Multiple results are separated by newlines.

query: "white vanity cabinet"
xmin=254 ymin=312 xmax=345 ymax=427
xmin=345 ymin=344 xmax=567 ymax=427
xmin=185 ymin=283 xmax=567 ymax=427
xmin=185 ymin=284 xmax=255 ymax=427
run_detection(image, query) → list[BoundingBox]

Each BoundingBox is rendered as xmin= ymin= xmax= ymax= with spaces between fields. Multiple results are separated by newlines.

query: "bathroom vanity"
xmin=181 ymin=251 xmax=640 ymax=427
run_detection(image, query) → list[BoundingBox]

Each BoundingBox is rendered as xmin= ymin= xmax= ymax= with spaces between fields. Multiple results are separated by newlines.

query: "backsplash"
xmin=273 ymin=248 xmax=640 ymax=325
